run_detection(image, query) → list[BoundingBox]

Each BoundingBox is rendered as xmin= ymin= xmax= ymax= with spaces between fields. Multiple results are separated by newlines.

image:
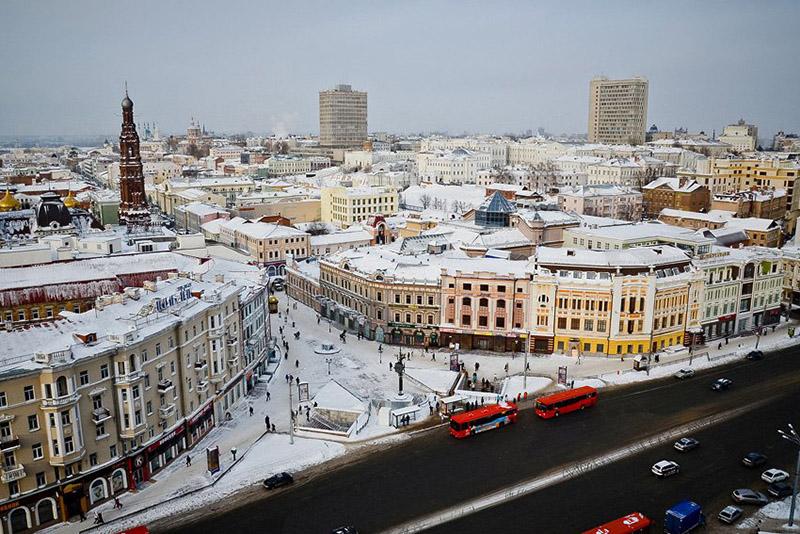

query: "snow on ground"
xmin=738 ymin=495 xmax=800 ymax=530
xmin=501 ymin=375 xmax=551 ymax=399
xmin=44 ymin=285 xmax=800 ymax=533
xmin=570 ymin=378 xmax=607 ymax=389
xmin=405 ymin=366 xmax=460 ymax=395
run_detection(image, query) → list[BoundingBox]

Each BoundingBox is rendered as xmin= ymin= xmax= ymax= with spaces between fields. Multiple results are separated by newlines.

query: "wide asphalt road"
xmin=159 ymin=344 xmax=800 ymax=534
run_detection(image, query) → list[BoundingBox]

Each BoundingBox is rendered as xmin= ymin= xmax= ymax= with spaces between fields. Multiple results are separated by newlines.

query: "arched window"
xmin=462 ymin=297 xmax=471 ymax=306
xmin=479 ymin=298 xmax=489 ymax=307
xmin=35 ymin=498 xmax=57 ymax=525
xmin=497 ymin=300 xmax=506 ymax=309
xmin=9 ymin=506 xmax=31 ymax=532
xmin=89 ymin=478 xmax=108 ymax=504
xmin=55 ymin=376 xmax=68 ymax=397
xmin=110 ymin=468 xmax=128 ymax=494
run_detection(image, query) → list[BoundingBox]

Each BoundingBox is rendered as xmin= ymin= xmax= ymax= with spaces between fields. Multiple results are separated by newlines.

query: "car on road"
xmin=742 ymin=452 xmax=767 ymax=467
xmin=746 ymin=350 xmax=763 ymax=360
xmin=673 ymin=437 xmax=700 ymax=452
xmin=718 ymin=506 xmax=743 ymax=524
xmin=732 ymin=489 xmax=769 ymax=505
xmin=263 ymin=472 xmax=294 ymax=489
xmin=762 ymin=468 xmax=790 ymax=483
xmin=673 ymin=368 xmax=695 ymax=379
xmin=331 ymin=527 xmax=358 ymax=534
xmin=651 ymin=460 xmax=680 ymax=478
xmin=768 ymin=481 xmax=793 ymax=498
xmin=711 ymin=378 xmax=733 ymax=391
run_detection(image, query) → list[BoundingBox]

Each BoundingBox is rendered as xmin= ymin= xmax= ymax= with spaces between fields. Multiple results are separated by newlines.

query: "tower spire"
xmin=117 ymin=89 xmax=149 ymax=230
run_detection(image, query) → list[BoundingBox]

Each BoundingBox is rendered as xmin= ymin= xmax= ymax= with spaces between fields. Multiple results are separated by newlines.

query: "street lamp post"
xmin=288 ymin=379 xmax=294 ymax=445
xmin=326 ymin=358 xmax=332 ymax=375
xmin=778 ymin=423 xmax=800 ymax=527
xmin=524 ymin=333 xmax=530 ymax=390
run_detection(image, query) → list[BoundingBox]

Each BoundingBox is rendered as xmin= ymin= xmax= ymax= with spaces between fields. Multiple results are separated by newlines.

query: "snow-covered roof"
xmin=535 ymin=245 xmax=690 ymax=269
xmin=310 ymin=230 xmax=372 ymax=247
xmin=643 ymin=177 xmax=703 ymax=192
xmin=219 ymin=218 xmax=308 ymax=239
xmin=464 ymin=228 xmax=531 ymax=249
xmin=0 ymin=252 xmax=200 ymax=291
xmin=516 ymin=209 xmax=581 ymax=226
xmin=558 ymin=185 xmax=640 ymax=197
xmin=312 ymin=380 xmax=366 ymax=413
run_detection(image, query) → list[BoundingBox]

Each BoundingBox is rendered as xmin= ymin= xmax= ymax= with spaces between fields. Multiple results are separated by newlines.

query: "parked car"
xmin=732 ymin=489 xmax=769 ymax=505
xmin=746 ymin=350 xmax=763 ymax=360
xmin=263 ymin=472 xmax=294 ymax=489
xmin=711 ymin=378 xmax=733 ymax=391
xmin=768 ymin=481 xmax=793 ymax=498
xmin=674 ymin=368 xmax=695 ymax=379
xmin=717 ymin=506 xmax=743 ymax=524
xmin=742 ymin=452 xmax=767 ymax=467
xmin=331 ymin=527 xmax=359 ymax=534
xmin=652 ymin=460 xmax=680 ymax=478
xmin=762 ymin=468 xmax=790 ymax=483
xmin=673 ymin=437 xmax=700 ymax=452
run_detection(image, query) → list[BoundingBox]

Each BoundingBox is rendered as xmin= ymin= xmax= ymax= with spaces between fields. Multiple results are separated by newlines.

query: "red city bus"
xmin=581 ymin=512 xmax=652 ymax=534
xmin=534 ymin=385 xmax=598 ymax=419
xmin=449 ymin=402 xmax=518 ymax=438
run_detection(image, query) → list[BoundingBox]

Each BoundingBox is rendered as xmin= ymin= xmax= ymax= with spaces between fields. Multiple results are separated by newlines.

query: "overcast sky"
xmin=2 ymin=0 xmax=798 ymax=139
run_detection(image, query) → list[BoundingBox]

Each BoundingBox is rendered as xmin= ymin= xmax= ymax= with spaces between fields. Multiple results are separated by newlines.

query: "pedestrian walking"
xmin=186 ymin=455 xmax=192 ymax=467
xmin=265 ymin=415 xmax=271 ymax=431
xmin=389 ymin=362 xmax=393 ymax=371
xmin=113 ymin=497 xmax=123 ymax=509
xmin=504 ymin=363 xmax=509 ymax=374
xmin=317 ymin=316 xmax=321 ymax=324
xmin=292 ymin=321 xmax=295 ymax=328
xmin=285 ymin=373 xmax=289 ymax=383
xmin=718 ymin=342 xmax=722 ymax=350
xmin=79 ymin=510 xmax=87 ymax=522
xmin=266 ymin=390 xmax=271 ymax=401
xmin=295 ymin=376 xmax=300 ymax=386
xmin=474 ymin=361 xmax=480 ymax=372
xmin=94 ymin=512 xmax=104 ymax=525
xmin=249 ymin=405 xmax=254 ymax=416
xmin=231 ymin=447 xmax=237 ymax=462
xmin=295 ymin=359 xmax=299 ymax=368
xmin=271 ymin=423 xmax=276 ymax=432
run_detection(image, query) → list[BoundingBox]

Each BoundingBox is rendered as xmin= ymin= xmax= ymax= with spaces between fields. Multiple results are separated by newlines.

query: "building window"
xmin=570 ymin=318 xmax=580 ymax=330
xmin=89 ymin=453 xmax=98 ymax=467
xmin=584 ymin=319 xmax=593 ymax=331
xmin=96 ymin=423 xmax=105 ymax=437
xmin=28 ymin=414 xmax=39 ymax=431
xmin=36 ymin=472 xmax=46 ymax=487
xmin=463 ymin=283 xmax=472 ymax=290
xmin=32 ymin=443 xmax=43 ymax=460
xmin=0 ymin=392 xmax=6 ymax=407
xmin=557 ymin=317 xmax=567 ymax=329
xmin=394 ymin=294 xmax=401 ymax=304
xmin=480 ymin=284 xmax=489 ymax=292
xmin=64 ymin=436 xmax=74 ymax=454
xmin=478 ymin=316 xmax=488 ymax=327
xmin=79 ymin=371 xmax=89 ymax=386
xmin=100 ymin=364 xmax=109 ymax=379
xmin=462 ymin=315 xmax=471 ymax=326
xmin=495 ymin=317 xmax=505 ymax=328
xmin=24 ymin=386 xmax=35 ymax=401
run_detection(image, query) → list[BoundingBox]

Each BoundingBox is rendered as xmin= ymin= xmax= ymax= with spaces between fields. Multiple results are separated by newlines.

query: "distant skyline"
xmin=1 ymin=0 xmax=799 ymax=139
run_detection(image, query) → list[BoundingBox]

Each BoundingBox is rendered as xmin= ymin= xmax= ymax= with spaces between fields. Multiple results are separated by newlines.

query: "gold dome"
xmin=0 ymin=189 xmax=20 ymax=212
xmin=63 ymin=190 xmax=78 ymax=208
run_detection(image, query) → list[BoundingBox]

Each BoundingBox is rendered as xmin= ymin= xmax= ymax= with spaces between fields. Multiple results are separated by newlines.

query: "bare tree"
xmin=432 ymin=197 xmax=445 ymax=210
xmin=419 ymin=193 xmax=432 ymax=209
xmin=451 ymin=200 xmax=468 ymax=215
xmin=305 ymin=222 xmax=330 ymax=236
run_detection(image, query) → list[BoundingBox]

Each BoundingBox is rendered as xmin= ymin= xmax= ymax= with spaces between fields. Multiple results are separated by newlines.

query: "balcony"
xmin=159 ymin=404 xmax=176 ymax=419
xmin=41 ymin=391 xmax=80 ymax=409
xmin=114 ymin=369 xmax=144 ymax=386
xmin=49 ymin=448 xmax=85 ymax=467
xmin=194 ymin=360 xmax=208 ymax=373
xmin=157 ymin=379 xmax=174 ymax=394
xmin=196 ymin=381 xmax=209 ymax=393
xmin=0 ymin=435 xmax=20 ymax=452
xmin=119 ymin=423 xmax=147 ymax=440
xmin=1 ymin=464 xmax=25 ymax=484
xmin=208 ymin=326 xmax=224 ymax=338
xmin=92 ymin=407 xmax=112 ymax=424
xmin=209 ymin=373 xmax=227 ymax=385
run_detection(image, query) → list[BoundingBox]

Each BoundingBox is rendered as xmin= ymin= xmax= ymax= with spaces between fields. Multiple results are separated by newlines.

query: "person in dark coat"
xmin=265 ymin=415 xmax=271 ymax=431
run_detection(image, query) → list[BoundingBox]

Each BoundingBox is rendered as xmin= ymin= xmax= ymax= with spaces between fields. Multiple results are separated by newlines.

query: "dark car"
xmin=742 ymin=452 xmax=768 ymax=467
xmin=711 ymin=378 xmax=733 ymax=391
xmin=673 ymin=437 xmax=700 ymax=452
xmin=331 ymin=527 xmax=359 ymax=534
xmin=746 ymin=350 xmax=763 ymax=360
xmin=263 ymin=472 xmax=294 ymax=489
xmin=768 ymin=481 xmax=793 ymax=498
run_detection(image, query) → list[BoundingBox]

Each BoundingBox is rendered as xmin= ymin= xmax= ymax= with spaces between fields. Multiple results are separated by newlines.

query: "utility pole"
xmin=778 ymin=424 xmax=800 ymax=527
xmin=288 ymin=379 xmax=294 ymax=445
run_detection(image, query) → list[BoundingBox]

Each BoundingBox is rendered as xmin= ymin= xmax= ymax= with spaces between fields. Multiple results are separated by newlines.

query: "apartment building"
xmin=588 ymin=77 xmax=649 ymax=145
xmin=416 ymin=149 xmax=492 ymax=184
xmin=320 ymin=186 xmax=398 ymax=228
xmin=319 ymin=84 xmax=367 ymax=149
xmin=0 ymin=275 xmax=268 ymax=530
xmin=557 ymin=185 xmax=642 ymax=221
xmin=718 ymin=120 xmax=758 ymax=152
xmin=710 ymin=189 xmax=786 ymax=220
xmin=658 ymin=209 xmax=782 ymax=248
xmin=563 ymin=222 xmax=715 ymax=256
xmin=217 ymin=217 xmax=310 ymax=274
xmin=642 ymin=177 xmax=710 ymax=219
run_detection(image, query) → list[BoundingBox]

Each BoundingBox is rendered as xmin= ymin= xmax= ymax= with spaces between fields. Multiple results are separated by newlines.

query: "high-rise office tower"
xmin=588 ymin=76 xmax=648 ymax=145
xmin=319 ymin=84 xmax=367 ymax=148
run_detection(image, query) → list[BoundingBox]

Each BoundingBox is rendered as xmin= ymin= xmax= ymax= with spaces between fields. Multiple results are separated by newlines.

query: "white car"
xmin=673 ymin=368 xmax=695 ymax=379
xmin=651 ymin=460 xmax=680 ymax=478
xmin=761 ymin=468 xmax=790 ymax=484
